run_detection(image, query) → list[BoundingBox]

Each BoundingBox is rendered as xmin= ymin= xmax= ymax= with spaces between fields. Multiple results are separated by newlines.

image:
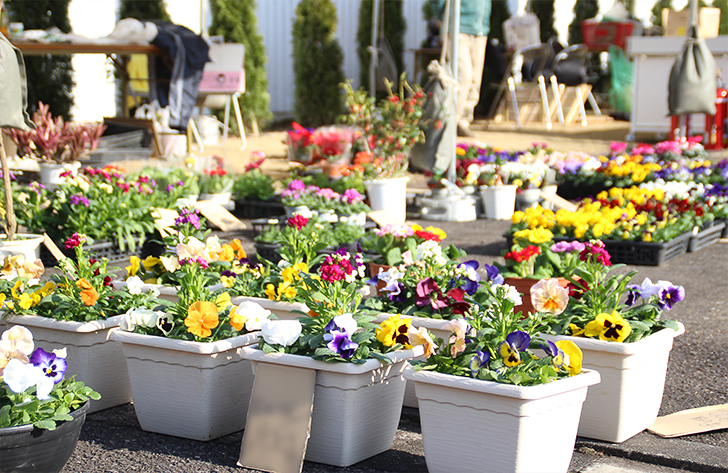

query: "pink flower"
xmin=64 ymin=233 xmax=87 ymax=249
xmin=531 ymin=279 xmax=569 ymax=315
xmin=287 ymin=214 xmax=308 ymax=230
xmin=341 ymin=188 xmax=363 ymax=204
xmin=443 ymin=319 xmax=469 ymax=358
xmin=287 ymin=179 xmax=306 ymax=192
xmin=610 ymin=141 xmax=627 ymax=155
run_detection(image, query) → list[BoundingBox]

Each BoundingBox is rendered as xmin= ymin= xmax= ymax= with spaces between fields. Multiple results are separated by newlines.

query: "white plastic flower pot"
xmin=110 ymin=330 xmax=259 ymax=441
xmin=480 ymin=185 xmax=517 ymax=220
xmin=0 ymin=233 xmax=44 ymax=262
xmin=515 ymin=188 xmax=542 ymax=211
xmin=240 ymin=345 xmax=423 ymax=467
xmin=542 ymin=324 xmax=684 ymax=443
xmin=405 ymin=366 xmax=601 ymax=473
xmin=284 ymin=205 xmax=313 ymax=219
xmin=5 ymin=314 xmax=130 ymax=413
xmin=38 ymin=161 xmax=81 ymax=189
xmin=364 ymin=177 xmax=409 ymax=224
xmin=199 ymin=192 xmax=232 ymax=206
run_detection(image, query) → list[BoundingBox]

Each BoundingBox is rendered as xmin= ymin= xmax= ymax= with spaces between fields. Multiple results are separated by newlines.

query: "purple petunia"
xmin=70 ymin=194 xmax=90 ymax=207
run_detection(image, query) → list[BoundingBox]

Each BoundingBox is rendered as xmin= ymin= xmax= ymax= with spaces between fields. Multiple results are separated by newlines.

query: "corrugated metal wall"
xmin=257 ymin=0 xmax=429 ymax=118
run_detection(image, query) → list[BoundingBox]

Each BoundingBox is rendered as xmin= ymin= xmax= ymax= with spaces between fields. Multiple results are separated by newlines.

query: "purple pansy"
xmin=482 ymin=264 xmax=504 ymax=285
xmin=455 ymin=260 xmax=480 ymax=295
xmin=324 ymin=330 xmax=359 ymax=359
xmin=29 ymin=347 xmax=67 ymax=384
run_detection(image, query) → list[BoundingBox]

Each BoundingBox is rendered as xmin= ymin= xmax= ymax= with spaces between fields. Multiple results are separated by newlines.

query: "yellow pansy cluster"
xmin=2 ymin=281 xmax=56 ymax=311
xmin=512 ymin=227 xmax=554 ymax=245
xmin=601 ymin=157 xmax=661 ymax=183
xmin=264 ymin=262 xmax=310 ymax=301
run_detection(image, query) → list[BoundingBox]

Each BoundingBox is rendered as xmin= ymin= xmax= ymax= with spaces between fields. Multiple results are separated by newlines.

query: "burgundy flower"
xmin=415 ymin=278 xmax=449 ymax=310
xmin=287 ymin=214 xmax=308 ymax=230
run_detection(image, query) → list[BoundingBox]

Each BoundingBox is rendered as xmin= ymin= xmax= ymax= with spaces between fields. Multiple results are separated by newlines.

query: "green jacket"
xmin=436 ymin=0 xmax=491 ymax=37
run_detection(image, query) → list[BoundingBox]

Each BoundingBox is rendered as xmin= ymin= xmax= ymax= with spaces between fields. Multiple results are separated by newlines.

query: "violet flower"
xmin=29 ymin=347 xmax=67 ymax=384
xmin=453 ymin=260 xmax=480 ymax=295
xmin=656 ymin=282 xmax=685 ymax=310
xmin=482 ymin=264 xmax=504 ymax=285
xmin=324 ymin=330 xmax=359 ymax=359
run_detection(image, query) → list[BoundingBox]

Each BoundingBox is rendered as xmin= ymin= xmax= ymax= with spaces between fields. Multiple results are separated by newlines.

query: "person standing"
xmin=436 ymin=0 xmax=491 ymax=137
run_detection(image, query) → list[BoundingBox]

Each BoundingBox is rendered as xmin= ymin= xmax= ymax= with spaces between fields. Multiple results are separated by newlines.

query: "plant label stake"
xmin=193 ymin=201 xmax=245 ymax=232
xmin=43 ymin=233 xmax=68 ymax=264
xmin=238 ymin=363 xmax=316 ymax=473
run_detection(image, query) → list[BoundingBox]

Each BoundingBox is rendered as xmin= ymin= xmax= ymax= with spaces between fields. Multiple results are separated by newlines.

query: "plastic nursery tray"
xmin=716 ymin=219 xmax=728 ymax=239
xmin=688 ymin=222 xmax=726 ymax=253
xmin=40 ymin=237 xmax=143 ymax=267
xmin=233 ymin=198 xmax=285 ymax=220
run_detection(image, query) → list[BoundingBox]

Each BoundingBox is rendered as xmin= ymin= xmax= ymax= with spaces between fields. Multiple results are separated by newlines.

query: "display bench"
xmin=626 ymin=35 xmax=728 ymax=140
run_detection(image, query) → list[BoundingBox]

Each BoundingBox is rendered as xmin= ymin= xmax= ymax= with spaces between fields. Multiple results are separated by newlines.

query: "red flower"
xmin=287 ymin=215 xmax=308 ymax=230
xmin=414 ymin=230 xmax=441 ymax=242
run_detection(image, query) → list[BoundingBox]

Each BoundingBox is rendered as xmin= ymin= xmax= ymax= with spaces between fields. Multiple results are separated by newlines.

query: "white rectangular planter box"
xmin=372 ymin=313 xmax=455 ymax=409
xmin=230 ymin=295 xmax=308 ymax=321
xmin=110 ymin=330 xmax=259 ymax=441
xmin=6 ymin=314 xmax=130 ymax=413
xmin=406 ymin=366 xmax=601 ymax=473
xmin=542 ymin=323 xmax=684 ymax=443
xmin=240 ymin=345 xmax=423 ymax=467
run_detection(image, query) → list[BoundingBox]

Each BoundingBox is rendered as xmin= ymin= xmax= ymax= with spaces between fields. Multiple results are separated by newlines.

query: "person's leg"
xmin=456 ymin=33 xmax=475 ymax=134
xmin=463 ymin=35 xmax=488 ymax=124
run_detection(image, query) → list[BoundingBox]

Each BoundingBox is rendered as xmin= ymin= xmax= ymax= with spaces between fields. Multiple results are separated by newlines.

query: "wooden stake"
xmin=0 ymin=138 xmax=16 ymax=241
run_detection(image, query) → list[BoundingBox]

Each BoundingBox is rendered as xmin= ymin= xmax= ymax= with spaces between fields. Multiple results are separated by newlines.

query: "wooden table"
xmin=11 ymin=41 xmax=163 ymax=117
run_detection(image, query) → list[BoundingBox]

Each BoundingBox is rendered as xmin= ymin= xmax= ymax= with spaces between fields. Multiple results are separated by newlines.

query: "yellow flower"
xmin=221 ymin=275 xmax=235 ymax=288
xmin=228 ymin=305 xmax=248 ymax=332
xmin=279 ymin=282 xmax=297 ymax=299
xmin=584 ymin=311 xmax=632 ymax=342
xmin=142 ymin=256 xmax=160 ymax=271
xmin=569 ymin=324 xmax=585 ymax=337
xmin=10 ymin=280 xmax=23 ymax=299
xmin=215 ymin=292 xmax=231 ymax=310
xmin=184 ymin=301 xmax=220 ymax=338
xmin=126 ymin=256 xmax=140 ymax=277
xmin=455 ymin=147 xmax=465 ymax=156
xmin=0 ymin=293 xmax=5 ymax=308
xmin=424 ymin=226 xmax=447 ymax=240
xmin=38 ymin=282 xmax=55 ymax=298
xmin=555 ymin=340 xmax=582 ymax=376
xmin=17 ymin=293 xmax=34 ymax=310
xmin=230 ymin=239 xmax=247 ymax=259
xmin=264 ymin=283 xmax=277 ymax=301
xmin=376 ymin=314 xmax=412 ymax=347
xmin=498 ymin=341 xmax=522 ymax=367
xmin=217 ymin=244 xmax=235 ymax=262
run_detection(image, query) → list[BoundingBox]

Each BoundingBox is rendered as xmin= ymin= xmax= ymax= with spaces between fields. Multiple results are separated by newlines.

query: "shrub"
xmin=356 ymin=0 xmax=406 ymax=93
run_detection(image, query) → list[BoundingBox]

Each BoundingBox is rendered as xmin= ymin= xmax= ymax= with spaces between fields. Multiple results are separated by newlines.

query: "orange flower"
xmin=184 ymin=301 xmax=219 ymax=338
xmin=228 ymin=305 xmax=248 ymax=331
xmin=217 ymin=245 xmax=235 ymax=262
xmin=353 ymin=151 xmax=373 ymax=165
xmin=75 ymin=278 xmax=94 ymax=291
xmin=80 ymin=287 xmax=99 ymax=306
xmin=230 ymin=239 xmax=247 ymax=259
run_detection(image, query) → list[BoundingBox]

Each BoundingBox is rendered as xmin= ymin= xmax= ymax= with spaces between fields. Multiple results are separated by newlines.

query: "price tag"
xmin=151 ymin=208 xmax=179 ymax=238
xmin=193 ymin=201 xmax=246 ymax=232
xmin=238 ymin=363 xmax=316 ymax=473
xmin=539 ymin=191 xmax=578 ymax=212
xmin=367 ymin=210 xmax=399 ymax=227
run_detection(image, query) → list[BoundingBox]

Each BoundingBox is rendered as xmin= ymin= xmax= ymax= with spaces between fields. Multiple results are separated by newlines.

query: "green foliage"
xmin=421 ymin=0 xmax=440 ymax=21
xmin=7 ymin=0 xmax=74 ymax=120
xmin=568 ymin=0 xmax=598 ymax=46
xmin=650 ymin=0 xmax=672 ymax=28
xmin=0 ymin=377 xmax=100 ymax=429
xmin=356 ymin=0 xmax=406 ymax=91
xmin=715 ymin=0 xmax=728 ymax=35
xmin=209 ymin=0 xmax=272 ymax=130
xmin=489 ymin=0 xmax=510 ymax=45
xmin=532 ymin=0 xmax=556 ymax=43
xmin=233 ymin=169 xmax=275 ymax=201
xmin=118 ymin=0 xmax=170 ymax=21
xmin=292 ymin=0 xmax=346 ymax=127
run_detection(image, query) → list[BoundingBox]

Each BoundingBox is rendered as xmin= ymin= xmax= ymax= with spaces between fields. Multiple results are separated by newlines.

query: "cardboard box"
xmin=661 ymin=7 xmax=721 ymax=38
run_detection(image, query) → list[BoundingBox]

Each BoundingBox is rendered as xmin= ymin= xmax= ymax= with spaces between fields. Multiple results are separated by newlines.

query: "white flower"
xmin=501 ymin=284 xmax=523 ymax=306
xmin=52 ymin=348 xmax=67 ymax=359
xmin=120 ymin=308 xmax=161 ymax=331
xmin=332 ymin=313 xmax=358 ymax=334
xmin=260 ymin=320 xmax=302 ymax=346
xmin=126 ymin=276 xmax=144 ymax=295
xmin=160 ymin=255 xmax=180 ymax=273
xmin=204 ymin=235 xmax=223 ymax=261
xmin=3 ymin=358 xmax=54 ymax=399
xmin=234 ymin=301 xmax=272 ymax=331
xmin=0 ymin=325 xmax=34 ymax=361
xmin=415 ymin=241 xmax=446 ymax=265
xmin=176 ymin=237 xmax=206 ymax=261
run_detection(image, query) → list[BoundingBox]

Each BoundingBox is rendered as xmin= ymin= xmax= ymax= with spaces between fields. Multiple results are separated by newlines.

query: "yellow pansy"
xmin=215 ymin=292 xmax=231 ymax=310
xmin=126 ymin=256 xmax=140 ymax=277
xmin=584 ymin=311 xmax=632 ymax=342
xmin=555 ymin=340 xmax=583 ymax=376
xmin=142 ymin=256 xmax=160 ymax=271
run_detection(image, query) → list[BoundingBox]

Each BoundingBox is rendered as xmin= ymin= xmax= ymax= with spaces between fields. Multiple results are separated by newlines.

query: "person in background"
xmin=436 ymin=0 xmax=491 ymax=137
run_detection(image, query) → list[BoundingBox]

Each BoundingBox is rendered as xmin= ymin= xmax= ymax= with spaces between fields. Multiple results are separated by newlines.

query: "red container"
xmin=581 ymin=20 xmax=636 ymax=52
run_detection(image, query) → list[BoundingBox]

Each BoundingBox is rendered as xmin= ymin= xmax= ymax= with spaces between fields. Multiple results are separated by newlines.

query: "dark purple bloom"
xmin=239 ymin=257 xmax=252 ymax=267
xmin=625 ymin=286 xmax=641 ymax=307
xmin=657 ymin=283 xmax=685 ymax=310
xmin=221 ymin=270 xmax=236 ymax=278
xmin=323 ymin=330 xmax=359 ymax=359
xmin=482 ymin=264 xmax=504 ymax=285
xmin=469 ymin=350 xmax=490 ymax=374
xmin=29 ymin=347 xmax=67 ymax=384
xmin=454 ymin=260 xmax=480 ymax=295
xmin=387 ymin=282 xmax=406 ymax=301
xmin=506 ymin=330 xmax=531 ymax=351
xmin=541 ymin=340 xmax=559 ymax=357
xmin=70 ymin=194 xmax=90 ymax=207
xmin=415 ymin=278 xmax=448 ymax=310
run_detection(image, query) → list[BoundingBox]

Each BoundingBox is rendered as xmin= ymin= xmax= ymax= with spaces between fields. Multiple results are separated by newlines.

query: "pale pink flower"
xmin=443 ymin=319 xmax=470 ymax=358
xmin=408 ymin=326 xmax=436 ymax=358
xmin=531 ymin=279 xmax=569 ymax=315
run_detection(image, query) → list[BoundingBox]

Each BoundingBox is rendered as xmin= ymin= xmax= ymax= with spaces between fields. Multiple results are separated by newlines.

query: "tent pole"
xmin=370 ymin=0 xmax=381 ymax=98
xmin=446 ymin=0 xmax=460 ymax=184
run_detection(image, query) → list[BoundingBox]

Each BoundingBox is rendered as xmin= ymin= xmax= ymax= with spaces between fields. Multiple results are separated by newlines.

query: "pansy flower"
xmin=469 ymin=350 xmax=490 ymax=375
xmin=29 ymin=347 xmax=67 ymax=384
xmin=498 ymin=331 xmax=530 ymax=367
xmin=184 ymin=301 xmax=220 ymax=338
xmin=554 ymin=340 xmax=582 ymax=375
xmin=584 ymin=311 xmax=632 ymax=342
xmin=530 ymin=279 xmax=569 ymax=315
xmin=443 ymin=319 xmax=469 ymax=357
xmin=453 ymin=260 xmax=480 ymax=295
xmin=376 ymin=314 xmax=412 ymax=348
xmin=415 ymin=278 xmax=449 ymax=310
xmin=482 ymin=263 xmax=504 ymax=285
xmin=655 ymin=281 xmax=685 ymax=310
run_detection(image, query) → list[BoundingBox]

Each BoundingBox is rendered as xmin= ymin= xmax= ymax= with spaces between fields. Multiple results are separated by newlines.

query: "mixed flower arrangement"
xmin=232 ymin=153 xmax=275 ymax=202
xmin=0 ymin=325 xmax=100 ymax=429
xmin=198 ymin=164 xmax=234 ymax=195
xmin=360 ymin=223 xmax=447 ymax=267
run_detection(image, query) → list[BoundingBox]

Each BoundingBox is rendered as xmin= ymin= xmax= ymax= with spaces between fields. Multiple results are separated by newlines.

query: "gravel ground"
xmin=53 ymin=215 xmax=728 ymax=473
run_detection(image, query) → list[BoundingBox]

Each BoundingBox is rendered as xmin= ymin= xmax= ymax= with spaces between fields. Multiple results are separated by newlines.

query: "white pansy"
xmin=3 ymin=358 xmax=53 ymax=399
xmin=236 ymin=301 xmax=272 ymax=331
xmin=52 ymin=348 xmax=68 ymax=359
xmin=160 ymin=255 xmax=180 ymax=273
xmin=260 ymin=320 xmax=302 ymax=346
xmin=126 ymin=276 xmax=144 ymax=295
xmin=120 ymin=308 xmax=160 ymax=331
xmin=332 ymin=313 xmax=358 ymax=334
xmin=176 ymin=236 xmax=205 ymax=261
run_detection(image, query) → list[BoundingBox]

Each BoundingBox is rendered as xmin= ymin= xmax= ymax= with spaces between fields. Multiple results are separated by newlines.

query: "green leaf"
xmin=34 ymin=419 xmax=56 ymax=430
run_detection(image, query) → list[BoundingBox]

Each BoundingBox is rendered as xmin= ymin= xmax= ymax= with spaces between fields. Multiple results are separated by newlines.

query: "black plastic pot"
xmin=0 ymin=401 xmax=89 ymax=473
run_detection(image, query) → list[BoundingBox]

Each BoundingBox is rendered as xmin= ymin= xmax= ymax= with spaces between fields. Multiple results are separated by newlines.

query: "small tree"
xmin=357 ymin=0 xmax=406 ymax=89
xmin=292 ymin=0 xmax=345 ymax=127
xmin=118 ymin=0 xmax=170 ymax=21
xmin=489 ymin=0 xmax=510 ymax=46
xmin=210 ymin=0 xmax=271 ymax=133
xmin=7 ymin=0 xmax=74 ymax=120
xmin=714 ymin=0 xmax=728 ymax=35
xmin=532 ymin=0 xmax=556 ymax=43
xmin=568 ymin=0 xmax=599 ymax=45
xmin=650 ymin=0 xmax=673 ymax=28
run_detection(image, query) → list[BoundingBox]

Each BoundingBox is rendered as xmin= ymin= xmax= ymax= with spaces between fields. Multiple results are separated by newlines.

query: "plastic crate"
xmin=602 ymin=232 xmax=691 ymax=266
xmin=581 ymin=20 xmax=636 ymax=52
xmin=688 ymin=222 xmax=726 ymax=252
xmin=717 ymin=219 xmax=728 ymax=238
xmin=253 ymin=242 xmax=282 ymax=265
xmin=233 ymin=198 xmax=285 ymax=220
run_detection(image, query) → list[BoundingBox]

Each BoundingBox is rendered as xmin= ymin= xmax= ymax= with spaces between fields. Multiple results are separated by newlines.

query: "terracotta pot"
xmin=368 ymin=262 xmax=391 ymax=293
xmin=504 ymin=277 xmax=570 ymax=316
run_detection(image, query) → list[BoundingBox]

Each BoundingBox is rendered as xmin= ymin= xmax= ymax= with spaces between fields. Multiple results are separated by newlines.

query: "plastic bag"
xmin=609 ymin=45 xmax=634 ymax=115
xmin=668 ymin=25 xmax=717 ymax=116
xmin=0 ymin=33 xmax=34 ymax=130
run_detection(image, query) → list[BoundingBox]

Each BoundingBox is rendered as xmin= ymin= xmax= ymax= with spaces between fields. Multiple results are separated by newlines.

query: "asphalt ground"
xmin=58 ymin=216 xmax=728 ymax=473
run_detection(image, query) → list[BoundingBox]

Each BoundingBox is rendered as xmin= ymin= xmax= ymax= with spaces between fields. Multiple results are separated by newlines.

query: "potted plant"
xmin=309 ymin=125 xmax=357 ymax=179
xmin=1 ymin=234 xmax=164 ymax=412
xmin=285 ymin=121 xmax=314 ymax=164
xmin=405 ymin=279 xmax=600 ymax=473
xmin=0 ymin=325 xmax=100 ymax=473
xmin=541 ymin=239 xmax=685 ymax=443
xmin=4 ymin=102 xmax=105 ymax=188
xmin=341 ymin=75 xmax=427 ymax=224
xmin=110 ymin=209 xmax=266 ymax=441
xmin=240 ymin=268 xmax=428 ymax=467
xmin=232 ymin=153 xmax=282 ymax=219
xmin=198 ymin=163 xmax=234 ymax=206
xmin=279 ymin=179 xmax=319 ymax=218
